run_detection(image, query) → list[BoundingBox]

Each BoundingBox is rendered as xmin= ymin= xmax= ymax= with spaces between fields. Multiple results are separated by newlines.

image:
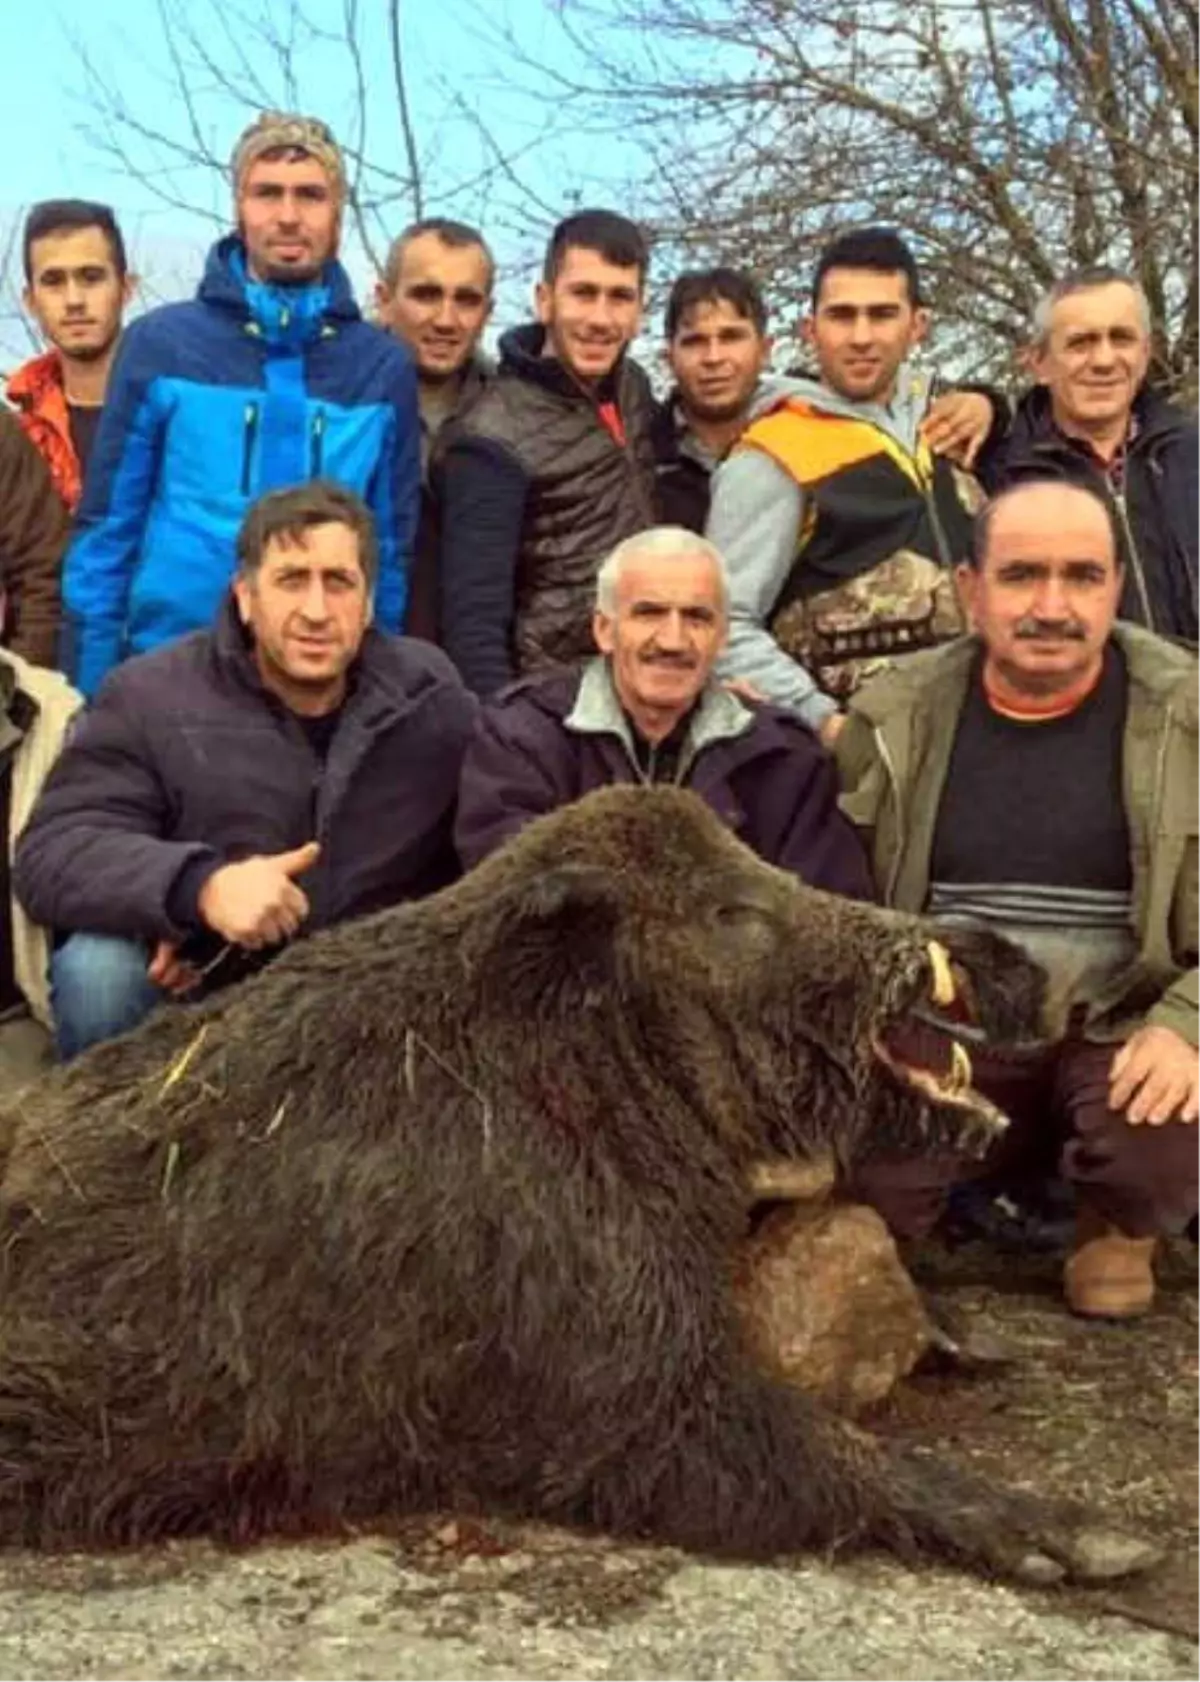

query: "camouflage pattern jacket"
xmin=708 ymin=371 xmax=981 ymax=731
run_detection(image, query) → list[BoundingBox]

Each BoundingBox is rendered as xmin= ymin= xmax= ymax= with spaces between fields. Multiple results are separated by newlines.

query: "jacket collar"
xmin=498 ymin=322 xmax=634 ymax=406
xmin=564 ymin=657 xmax=754 ymax=777
xmin=0 ymin=653 xmax=43 ymax=761
xmin=419 ymin=353 xmax=493 ymax=435
xmin=5 ymin=349 xmax=65 ymax=409
xmin=851 ymin=625 xmax=1196 ymax=739
xmin=197 ymin=235 xmax=361 ymax=340
xmin=1010 ymin=382 xmax=1188 ymax=457
xmin=1111 ymin=622 xmax=1198 ymax=722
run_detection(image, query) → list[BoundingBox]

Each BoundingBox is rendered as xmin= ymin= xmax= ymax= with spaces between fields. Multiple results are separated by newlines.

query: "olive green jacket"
xmin=835 ymin=625 xmax=1198 ymax=1047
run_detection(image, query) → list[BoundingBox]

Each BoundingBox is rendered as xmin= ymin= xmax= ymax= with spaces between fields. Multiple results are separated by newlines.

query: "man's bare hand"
xmin=818 ymin=711 xmax=846 ymax=748
xmin=197 ymin=842 xmax=321 ymax=950
xmin=920 ymin=390 xmax=994 ymax=469
xmin=147 ymin=940 xmax=202 ymax=996
xmin=1109 ymin=1024 xmax=1200 ymax=1126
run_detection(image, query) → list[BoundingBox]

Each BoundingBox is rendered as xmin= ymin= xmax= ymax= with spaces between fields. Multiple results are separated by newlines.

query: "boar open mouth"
xmin=871 ymin=940 xmax=1008 ymax=1120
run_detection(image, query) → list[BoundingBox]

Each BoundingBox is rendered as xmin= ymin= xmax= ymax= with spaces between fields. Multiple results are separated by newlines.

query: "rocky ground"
xmin=0 ymin=1235 xmax=1193 ymax=1681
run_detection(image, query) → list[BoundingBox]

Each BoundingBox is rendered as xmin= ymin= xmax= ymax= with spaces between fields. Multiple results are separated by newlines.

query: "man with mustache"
xmin=454 ymin=525 xmax=872 ymax=902
xmin=436 ymin=209 xmax=658 ymax=697
xmin=977 ymin=266 xmax=1197 ymax=641
xmin=837 ymin=477 xmax=1197 ymax=1320
xmin=61 ymin=113 xmax=420 ymax=699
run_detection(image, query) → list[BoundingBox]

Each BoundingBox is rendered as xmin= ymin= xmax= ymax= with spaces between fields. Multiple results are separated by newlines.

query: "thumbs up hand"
xmin=197 ymin=842 xmax=321 ymax=949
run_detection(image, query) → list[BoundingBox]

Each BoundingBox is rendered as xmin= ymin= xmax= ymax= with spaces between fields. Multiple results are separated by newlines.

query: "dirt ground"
xmin=0 ymin=1232 xmax=1192 ymax=1680
xmin=878 ymin=1231 xmax=1199 ymax=1642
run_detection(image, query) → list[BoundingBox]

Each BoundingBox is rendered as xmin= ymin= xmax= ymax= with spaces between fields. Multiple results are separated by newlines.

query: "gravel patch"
xmin=0 ymin=1527 xmax=1191 ymax=1681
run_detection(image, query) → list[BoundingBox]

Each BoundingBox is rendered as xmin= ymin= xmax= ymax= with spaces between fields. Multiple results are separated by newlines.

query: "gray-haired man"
xmin=454 ymin=524 xmax=873 ymax=899
xmin=977 ymin=265 xmax=1197 ymax=641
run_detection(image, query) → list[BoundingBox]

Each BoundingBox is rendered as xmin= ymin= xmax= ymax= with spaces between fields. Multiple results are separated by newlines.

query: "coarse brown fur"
xmin=0 ymin=789 xmax=1147 ymax=1580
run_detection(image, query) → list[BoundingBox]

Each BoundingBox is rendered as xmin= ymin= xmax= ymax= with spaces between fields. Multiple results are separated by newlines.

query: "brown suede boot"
xmin=1064 ymin=1207 xmax=1157 ymax=1319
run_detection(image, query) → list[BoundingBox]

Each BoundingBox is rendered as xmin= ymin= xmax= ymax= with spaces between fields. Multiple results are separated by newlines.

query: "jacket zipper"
xmin=310 ymin=407 xmax=326 ymax=476
xmin=1087 ymin=686 xmax=1174 ymax=1024
xmin=1110 ymin=487 xmax=1156 ymax=631
xmin=563 ymin=358 xmax=656 ymax=528
xmin=921 ymin=479 xmax=953 ymax=568
xmin=874 ymin=724 xmax=906 ymax=905
xmin=240 ymin=402 xmax=259 ymax=496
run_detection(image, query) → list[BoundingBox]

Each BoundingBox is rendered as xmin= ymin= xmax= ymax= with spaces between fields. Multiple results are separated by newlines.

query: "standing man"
xmin=17 ymin=482 xmax=477 ymax=1060
xmin=651 ymin=268 xmax=775 ymax=532
xmin=437 ymin=208 xmax=657 ymax=696
xmin=62 ymin=112 xmax=420 ymax=699
xmin=375 ymin=217 xmax=494 ymax=641
xmin=977 ymin=266 xmax=1197 ymax=642
xmin=838 ymin=479 xmax=1197 ymax=1320
xmin=7 ymin=200 xmax=136 ymax=512
xmin=707 ymin=227 xmax=996 ymax=741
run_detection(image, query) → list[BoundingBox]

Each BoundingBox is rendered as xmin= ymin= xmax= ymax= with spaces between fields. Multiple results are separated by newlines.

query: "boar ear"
xmin=462 ymin=864 xmax=624 ymax=1000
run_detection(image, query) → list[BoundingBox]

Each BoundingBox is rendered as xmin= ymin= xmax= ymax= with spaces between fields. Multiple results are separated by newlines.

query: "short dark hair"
xmin=236 ymin=480 xmax=379 ymax=588
xmin=543 ymin=209 xmax=649 ymax=285
xmin=811 ymin=225 xmax=922 ymax=310
xmin=967 ymin=477 xmax=1120 ymax=571
xmin=23 ymin=200 xmax=128 ymax=283
xmin=382 ymin=217 xmax=495 ymax=294
xmin=664 ymin=268 xmax=768 ymax=340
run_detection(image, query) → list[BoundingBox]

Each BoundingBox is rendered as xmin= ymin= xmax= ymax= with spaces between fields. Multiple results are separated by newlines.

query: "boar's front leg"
xmin=871 ymin=1438 xmax=1162 ymax=1584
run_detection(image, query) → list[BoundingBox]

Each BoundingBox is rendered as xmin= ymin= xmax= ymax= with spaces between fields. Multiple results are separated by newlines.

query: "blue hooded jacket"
xmin=62 ymin=236 xmax=420 ymax=697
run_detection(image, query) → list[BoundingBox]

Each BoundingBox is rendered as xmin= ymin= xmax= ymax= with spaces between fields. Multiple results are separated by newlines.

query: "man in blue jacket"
xmin=62 ymin=112 xmax=420 ymax=698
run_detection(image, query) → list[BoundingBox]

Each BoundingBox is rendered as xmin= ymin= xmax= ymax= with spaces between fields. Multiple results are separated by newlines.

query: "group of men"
xmin=1 ymin=109 xmax=1196 ymax=1326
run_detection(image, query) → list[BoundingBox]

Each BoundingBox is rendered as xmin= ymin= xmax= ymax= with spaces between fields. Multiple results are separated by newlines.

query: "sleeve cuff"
xmin=165 ymin=854 xmax=223 ymax=934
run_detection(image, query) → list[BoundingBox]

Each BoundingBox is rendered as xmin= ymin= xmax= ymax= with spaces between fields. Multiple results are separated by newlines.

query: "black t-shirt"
xmin=67 ymin=403 xmax=103 ymax=484
xmin=930 ymin=644 xmax=1131 ymax=897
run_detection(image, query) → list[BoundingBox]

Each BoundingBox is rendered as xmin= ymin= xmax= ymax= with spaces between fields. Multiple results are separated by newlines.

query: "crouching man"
xmin=16 ymin=481 xmax=478 ymax=1058
xmin=0 ymin=584 xmax=82 ymax=1081
xmin=837 ymin=477 xmax=1197 ymax=1319
xmin=455 ymin=524 xmax=872 ymax=899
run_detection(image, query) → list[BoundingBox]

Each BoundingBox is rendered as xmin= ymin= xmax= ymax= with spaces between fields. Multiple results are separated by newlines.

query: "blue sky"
xmin=0 ymin=0 xmax=653 ymax=357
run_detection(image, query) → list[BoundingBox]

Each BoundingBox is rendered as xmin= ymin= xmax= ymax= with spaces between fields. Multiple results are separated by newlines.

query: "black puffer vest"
xmin=455 ymin=324 xmax=658 ymax=671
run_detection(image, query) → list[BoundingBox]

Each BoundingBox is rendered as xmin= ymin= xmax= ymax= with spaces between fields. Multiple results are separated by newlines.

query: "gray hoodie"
xmin=706 ymin=367 xmax=938 ymax=730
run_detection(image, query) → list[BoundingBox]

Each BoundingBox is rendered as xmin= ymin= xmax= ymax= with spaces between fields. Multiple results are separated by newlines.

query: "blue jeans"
xmin=51 ymin=934 xmax=164 ymax=1061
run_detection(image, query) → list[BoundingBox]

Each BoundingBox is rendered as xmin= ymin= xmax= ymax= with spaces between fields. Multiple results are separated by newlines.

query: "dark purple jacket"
xmin=15 ymin=599 xmax=479 ymax=955
xmin=455 ymin=660 xmax=874 ymax=900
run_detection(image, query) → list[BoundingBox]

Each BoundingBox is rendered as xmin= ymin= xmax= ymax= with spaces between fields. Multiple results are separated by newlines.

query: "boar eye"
xmin=713 ymin=902 xmax=770 ymax=926
xmin=709 ymin=902 xmax=779 ymax=958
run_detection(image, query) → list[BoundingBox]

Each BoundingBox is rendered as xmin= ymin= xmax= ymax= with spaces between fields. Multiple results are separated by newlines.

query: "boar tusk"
xmin=747 ymin=1156 xmax=836 ymax=1203
xmin=928 ymin=941 xmax=957 ymax=1008
xmin=949 ymin=1040 xmax=973 ymax=1094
